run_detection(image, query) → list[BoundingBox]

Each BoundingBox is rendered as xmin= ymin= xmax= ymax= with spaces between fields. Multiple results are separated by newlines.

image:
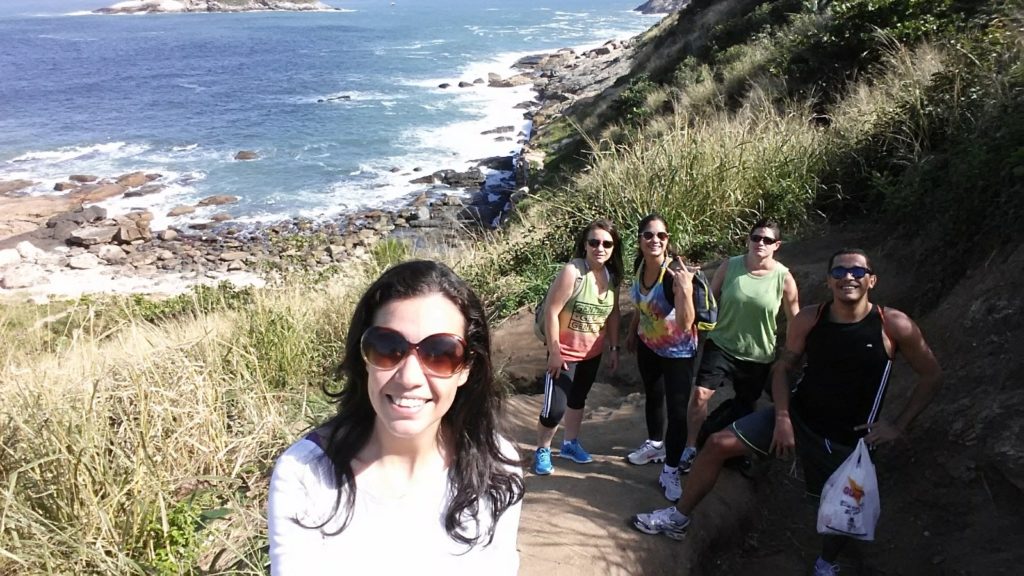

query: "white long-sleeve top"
xmin=267 ymin=436 xmax=523 ymax=575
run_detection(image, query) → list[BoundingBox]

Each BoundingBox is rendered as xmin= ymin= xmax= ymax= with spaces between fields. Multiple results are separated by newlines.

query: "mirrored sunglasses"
xmin=360 ymin=326 xmax=468 ymax=377
xmin=829 ymin=266 xmax=873 ymax=280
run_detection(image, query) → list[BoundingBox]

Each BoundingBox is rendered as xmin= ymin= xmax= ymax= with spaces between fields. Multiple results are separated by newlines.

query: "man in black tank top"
xmin=632 ymin=249 xmax=941 ymax=576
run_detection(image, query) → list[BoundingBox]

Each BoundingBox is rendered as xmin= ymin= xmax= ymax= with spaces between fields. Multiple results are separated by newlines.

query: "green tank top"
xmin=709 ymin=255 xmax=787 ymax=363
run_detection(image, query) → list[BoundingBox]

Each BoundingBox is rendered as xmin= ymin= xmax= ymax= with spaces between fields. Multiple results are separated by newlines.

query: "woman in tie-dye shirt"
xmin=624 ymin=213 xmax=698 ymax=503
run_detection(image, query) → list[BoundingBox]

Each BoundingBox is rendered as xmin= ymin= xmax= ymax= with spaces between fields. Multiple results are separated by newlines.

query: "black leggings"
xmin=637 ymin=339 xmax=694 ymax=467
xmin=538 ymin=354 xmax=602 ymax=429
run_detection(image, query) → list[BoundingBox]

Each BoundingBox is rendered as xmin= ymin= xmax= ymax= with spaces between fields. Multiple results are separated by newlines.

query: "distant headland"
xmin=94 ymin=0 xmax=336 ymax=14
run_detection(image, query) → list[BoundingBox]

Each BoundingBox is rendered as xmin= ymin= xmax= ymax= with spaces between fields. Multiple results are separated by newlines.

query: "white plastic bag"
xmin=816 ymin=438 xmax=880 ymax=541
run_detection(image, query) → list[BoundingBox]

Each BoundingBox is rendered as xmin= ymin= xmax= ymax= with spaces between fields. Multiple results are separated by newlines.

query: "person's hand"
xmin=625 ymin=331 xmax=637 ymax=354
xmin=854 ymin=420 xmax=902 ymax=448
xmin=663 ymin=256 xmax=694 ymax=287
xmin=607 ymin=348 xmax=619 ymax=372
xmin=770 ymin=411 xmax=795 ymax=459
xmin=546 ymin=349 xmax=566 ymax=379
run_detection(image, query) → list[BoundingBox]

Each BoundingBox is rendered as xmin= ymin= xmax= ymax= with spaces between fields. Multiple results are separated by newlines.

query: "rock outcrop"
xmin=94 ymin=0 xmax=334 ymax=15
xmin=633 ymin=0 xmax=690 ymax=14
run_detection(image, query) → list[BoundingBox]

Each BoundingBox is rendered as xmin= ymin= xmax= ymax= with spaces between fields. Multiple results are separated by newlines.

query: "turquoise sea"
xmin=0 ymin=0 xmax=662 ymax=228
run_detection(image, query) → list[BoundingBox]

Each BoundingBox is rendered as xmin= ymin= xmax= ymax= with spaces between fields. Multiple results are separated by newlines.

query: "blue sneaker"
xmin=534 ymin=447 xmax=553 ymax=475
xmin=558 ymin=439 xmax=593 ymax=464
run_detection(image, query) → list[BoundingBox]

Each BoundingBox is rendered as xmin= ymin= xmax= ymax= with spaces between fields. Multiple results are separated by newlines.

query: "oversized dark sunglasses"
xmin=587 ymin=239 xmax=614 ymax=249
xmin=749 ymin=234 xmax=779 ymax=245
xmin=360 ymin=326 xmax=468 ymax=377
xmin=641 ymin=231 xmax=669 ymax=241
xmin=829 ymin=266 xmax=873 ymax=280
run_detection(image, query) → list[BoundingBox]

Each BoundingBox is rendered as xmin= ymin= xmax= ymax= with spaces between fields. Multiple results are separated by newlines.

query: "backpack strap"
xmin=568 ymin=258 xmax=589 ymax=300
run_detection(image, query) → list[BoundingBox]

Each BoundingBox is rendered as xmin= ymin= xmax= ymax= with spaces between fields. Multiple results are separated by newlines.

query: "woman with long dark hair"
xmin=532 ymin=218 xmax=623 ymax=475
xmin=268 ymin=260 xmax=524 ymax=574
xmin=624 ymin=213 xmax=698 ymax=502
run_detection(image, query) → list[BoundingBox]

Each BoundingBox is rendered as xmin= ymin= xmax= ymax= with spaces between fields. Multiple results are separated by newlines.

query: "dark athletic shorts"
xmin=695 ymin=339 xmax=771 ymax=402
xmin=730 ymin=407 xmax=855 ymax=497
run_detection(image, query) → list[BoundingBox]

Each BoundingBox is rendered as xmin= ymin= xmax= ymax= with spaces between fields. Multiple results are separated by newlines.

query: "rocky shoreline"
xmin=0 ymin=35 xmax=641 ymax=300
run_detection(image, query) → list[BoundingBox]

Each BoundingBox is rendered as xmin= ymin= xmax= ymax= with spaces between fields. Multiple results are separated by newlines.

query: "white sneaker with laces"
xmin=632 ymin=506 xmax=689 ymax=540
xmin=627 ymin=439 xmax=666 ymax=465
xmin=659 ymin=467 xmax=682 ymax=501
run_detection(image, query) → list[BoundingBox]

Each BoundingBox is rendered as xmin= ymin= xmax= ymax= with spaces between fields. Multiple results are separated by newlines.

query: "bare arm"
xmin=710 ymin=259 xmax=728 ymax=303
xmin=858 ymin=308 xmax=942 ymax=444
xmin=769 ymin=305 xmax=817 ymax=458
xmin=665 ymin=256 xmax=695 ymax=330
xmin=543 ymin=262 xmax=580 ymax=376
xmin=781 ymin=271 xmax=800 ymax=323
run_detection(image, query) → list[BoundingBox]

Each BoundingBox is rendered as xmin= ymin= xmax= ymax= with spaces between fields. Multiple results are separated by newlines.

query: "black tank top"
xmin=793 ymin=303 xmax=893 ymax=446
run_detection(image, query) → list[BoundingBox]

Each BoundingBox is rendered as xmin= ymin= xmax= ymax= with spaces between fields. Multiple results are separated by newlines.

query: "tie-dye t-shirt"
xmin=630 ymin=260 xmax=697 ymax=359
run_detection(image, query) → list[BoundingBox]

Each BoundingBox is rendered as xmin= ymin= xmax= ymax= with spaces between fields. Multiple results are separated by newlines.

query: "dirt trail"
xmin=490 ymin=225 xmax=1024 ymax=575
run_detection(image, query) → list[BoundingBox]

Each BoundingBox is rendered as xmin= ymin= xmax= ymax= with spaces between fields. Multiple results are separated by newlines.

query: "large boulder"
xmin=115 ymin=171 xmax=149 ymax=188
xmin=0 ymin=265 xmax=44 ymax=289
xmin=168 ymin=205 xmax=196 ymax=217
xmin=123 ymin=184 xmax=164 ymax=198
xmin=197 ymin=195 xmax=239 ymax=207
xmin=488 ymin=73 xmax=533 ymax=88
xmin=72 ymin=183 xmax=126 ymax=203
xmin=68 ymin=226 xmax=118 ymax=247
xmin=0 ymin=179 xmax=35 ymax=195
xmin=234 ymin=150 xmax=259 ymax=160
xmin=69 ymin=174 xmax=99 ymax=183
xmin=15 ymin=241 xmax=46 ymax=263
xmin=67 ymin=253 xmax=102 ymax=270
xmin=96 ymin=245 xmax=127 ymax=264
xmin=0 ymin=248 xmax=21 ymax=268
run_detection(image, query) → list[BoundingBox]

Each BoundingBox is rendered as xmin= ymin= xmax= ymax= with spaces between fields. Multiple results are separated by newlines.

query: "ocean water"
xmin=0 ymin=0 xmax=662 ymax=229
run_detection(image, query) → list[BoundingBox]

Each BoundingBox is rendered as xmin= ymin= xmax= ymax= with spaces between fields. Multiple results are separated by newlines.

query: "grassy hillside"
xmin=1 ymin=0 xmax=1021 ymax=573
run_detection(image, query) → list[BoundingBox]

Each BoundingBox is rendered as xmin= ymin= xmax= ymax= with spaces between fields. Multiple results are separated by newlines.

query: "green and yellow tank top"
xmin=557 ymin=263 xmax=614 ymax=362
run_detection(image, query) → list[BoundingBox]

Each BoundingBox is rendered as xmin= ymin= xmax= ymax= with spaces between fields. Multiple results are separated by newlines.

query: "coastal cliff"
xmin=94 ymin=0 xmax=334 ymax=14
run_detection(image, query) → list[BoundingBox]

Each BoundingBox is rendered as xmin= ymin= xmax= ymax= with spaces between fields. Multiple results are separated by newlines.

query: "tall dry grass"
xmin=0 ymin=275 xmax=367 ymax=575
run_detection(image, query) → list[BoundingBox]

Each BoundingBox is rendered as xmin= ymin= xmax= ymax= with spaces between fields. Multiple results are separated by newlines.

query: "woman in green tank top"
xmin=682 ymin=219 xmax=800 ymax=466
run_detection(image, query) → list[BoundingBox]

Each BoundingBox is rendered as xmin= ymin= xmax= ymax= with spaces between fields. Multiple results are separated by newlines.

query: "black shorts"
xmin=730 ymin=408 xmax=855 ymax=497
xmin=695 ymin=339 xmax=771 ymax=404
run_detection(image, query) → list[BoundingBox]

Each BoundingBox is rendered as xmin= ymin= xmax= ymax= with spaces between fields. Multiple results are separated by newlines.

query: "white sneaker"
xmin=627 ymin=439 xmax=666 ymax=465
xmin=812 ymin=557 xmax=841 ymax=575
xmin=659 ymin=467 xmax=682 ymax=501
xmin=633 ymin=506 xmax=689 ymax=540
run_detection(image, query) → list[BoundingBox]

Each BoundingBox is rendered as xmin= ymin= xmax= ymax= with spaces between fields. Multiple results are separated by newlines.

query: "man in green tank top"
xmin=681 ymin=219 xmax=800 ymax=472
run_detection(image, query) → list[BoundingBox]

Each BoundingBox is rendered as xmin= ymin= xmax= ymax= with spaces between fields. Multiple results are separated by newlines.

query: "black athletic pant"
xmin=637 ymin=339 xmax=694 ymax=467
xmin=538 ymin=354 xmax=602 ymax=429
